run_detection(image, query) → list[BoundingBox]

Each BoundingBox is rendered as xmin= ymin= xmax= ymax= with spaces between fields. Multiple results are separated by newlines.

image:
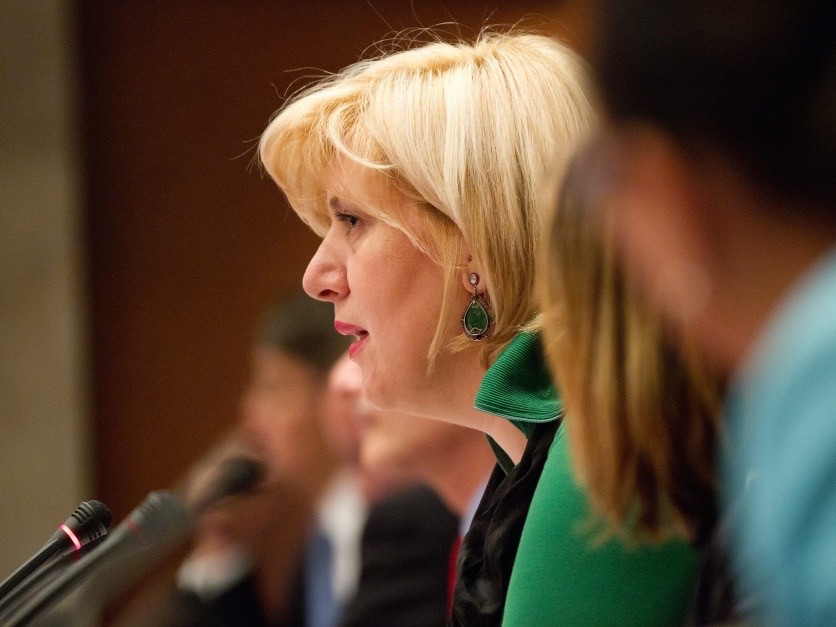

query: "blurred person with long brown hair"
xmin=586 ymin=0 xmax=836 ymax=622
xmin=538 ymin=149 xmax=729 ymax=621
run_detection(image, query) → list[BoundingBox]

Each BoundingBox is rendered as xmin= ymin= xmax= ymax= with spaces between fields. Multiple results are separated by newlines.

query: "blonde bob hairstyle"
xmin=259 ymin=31 xmax=595 ymax=366
xmin=538 ymin=143 xmax=723 ymax=542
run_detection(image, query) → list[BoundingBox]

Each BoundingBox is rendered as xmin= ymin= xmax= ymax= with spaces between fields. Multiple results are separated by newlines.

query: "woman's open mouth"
xmin=334 ymin=321 xmax=369 ymax=358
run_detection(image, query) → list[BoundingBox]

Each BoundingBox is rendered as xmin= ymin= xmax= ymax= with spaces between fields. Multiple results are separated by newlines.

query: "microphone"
xmin=0 ymin=500 xmax=111 ymax=604
xmin=5 ymin=491 xmax=190 ymax=626
xmin=6 ymin=457 xmax=265 ymax=626
xmin=0 ymin=535 xmax=109 ymax=622
xmin=190 ymin=455 xmax=266 ymax=514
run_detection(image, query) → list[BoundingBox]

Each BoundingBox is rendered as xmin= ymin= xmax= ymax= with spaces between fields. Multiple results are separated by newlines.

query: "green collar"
xmin=475 ymin=331 xmax=563 ymax=471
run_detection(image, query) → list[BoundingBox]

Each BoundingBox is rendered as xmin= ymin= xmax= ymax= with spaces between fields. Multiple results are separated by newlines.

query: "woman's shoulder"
xmin=504 ymin=425 xmax=700 ymax=626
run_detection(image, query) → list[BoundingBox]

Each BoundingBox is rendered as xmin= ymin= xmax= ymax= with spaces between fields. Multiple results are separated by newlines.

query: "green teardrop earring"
xmin=462 ymin=272 xmax=493 ymax=341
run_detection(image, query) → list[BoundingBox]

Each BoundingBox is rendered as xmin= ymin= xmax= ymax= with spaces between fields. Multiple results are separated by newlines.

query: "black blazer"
xmin=167 ymin=484 xmax=458 ymax=627
xmin=341 ymin=484 xmax=458 ymax=627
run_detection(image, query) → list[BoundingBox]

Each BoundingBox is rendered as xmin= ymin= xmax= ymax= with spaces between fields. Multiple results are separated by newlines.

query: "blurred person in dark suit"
xmin=160 ymin=291 xmax=362 ymax=627
xmin=128 ymin=291 xmax=460 ymax=627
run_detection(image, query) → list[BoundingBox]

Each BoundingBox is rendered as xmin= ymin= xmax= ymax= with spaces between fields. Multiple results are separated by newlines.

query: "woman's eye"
xmin=335 ymin=212 xmax=360 ymax=229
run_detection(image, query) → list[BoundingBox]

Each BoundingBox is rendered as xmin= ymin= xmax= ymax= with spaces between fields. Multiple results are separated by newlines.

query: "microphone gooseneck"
xmin=6 ymin=458 xmax=265 ymax=626
xmin=5 ymin=491 xmax=190 ymax=627
xmin=0 ymin=500 xmax=112 ymax=605
xmin=0 ymin=535 xmax=108 ymax=622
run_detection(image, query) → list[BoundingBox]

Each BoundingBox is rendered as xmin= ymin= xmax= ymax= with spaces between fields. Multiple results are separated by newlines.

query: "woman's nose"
xmin=303 ymin=236 xmax=347 ymax=302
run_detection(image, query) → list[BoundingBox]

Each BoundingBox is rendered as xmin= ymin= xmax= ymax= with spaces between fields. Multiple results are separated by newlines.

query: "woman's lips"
xmin=348 ymin=335 xmax=368 ymax=358
xmin=334 ymin=321 xmax=365 ymax=336
xmin=334 ymin=321 xmax=369 ymax=358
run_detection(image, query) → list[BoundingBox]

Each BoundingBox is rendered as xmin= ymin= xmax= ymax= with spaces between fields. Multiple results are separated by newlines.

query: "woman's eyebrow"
xmin=328 ymin=196 xmax=342 ymax=211
xmin=328 ymin=196 xmax=360 ymax=213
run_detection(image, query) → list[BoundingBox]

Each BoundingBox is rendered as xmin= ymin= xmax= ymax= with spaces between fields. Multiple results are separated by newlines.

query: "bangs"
xmin=260 ymin=76 xmax=397 ymax=238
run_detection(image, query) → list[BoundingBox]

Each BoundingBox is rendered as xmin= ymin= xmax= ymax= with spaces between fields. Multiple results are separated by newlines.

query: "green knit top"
xmin=475 ymin=332 xmax=699 ymax=626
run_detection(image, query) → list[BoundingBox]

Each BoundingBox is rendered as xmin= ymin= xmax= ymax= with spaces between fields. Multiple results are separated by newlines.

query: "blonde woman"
xmin=259 ymin=31 xmax=698 ymax=625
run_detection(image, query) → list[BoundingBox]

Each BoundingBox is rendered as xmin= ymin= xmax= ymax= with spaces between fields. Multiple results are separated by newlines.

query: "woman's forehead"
xmin=324 ymin=158 xmax=396 ymax=206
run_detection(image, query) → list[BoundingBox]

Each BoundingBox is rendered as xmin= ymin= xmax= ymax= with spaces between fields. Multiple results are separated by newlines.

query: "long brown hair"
xmin=538 ymin=144 xmax=723 ymax=542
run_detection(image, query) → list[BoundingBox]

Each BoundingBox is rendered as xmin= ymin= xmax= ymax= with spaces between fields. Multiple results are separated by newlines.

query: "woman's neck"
xmin=423 ymin=432 xmax=497 ymax=515
xmin=479 ymin=414 xmax=527 ymax=464
xmin=408 ymin=346 xmax=528 ymax=465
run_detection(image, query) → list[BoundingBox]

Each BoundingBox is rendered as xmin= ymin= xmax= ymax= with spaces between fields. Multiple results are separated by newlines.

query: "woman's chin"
xmin=361 ymin=381 xmax=400 ymax=415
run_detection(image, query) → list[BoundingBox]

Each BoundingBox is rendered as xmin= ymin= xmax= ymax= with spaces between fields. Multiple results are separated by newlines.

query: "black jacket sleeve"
xmin=340 ymin=485 xmax=459 ymax=627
